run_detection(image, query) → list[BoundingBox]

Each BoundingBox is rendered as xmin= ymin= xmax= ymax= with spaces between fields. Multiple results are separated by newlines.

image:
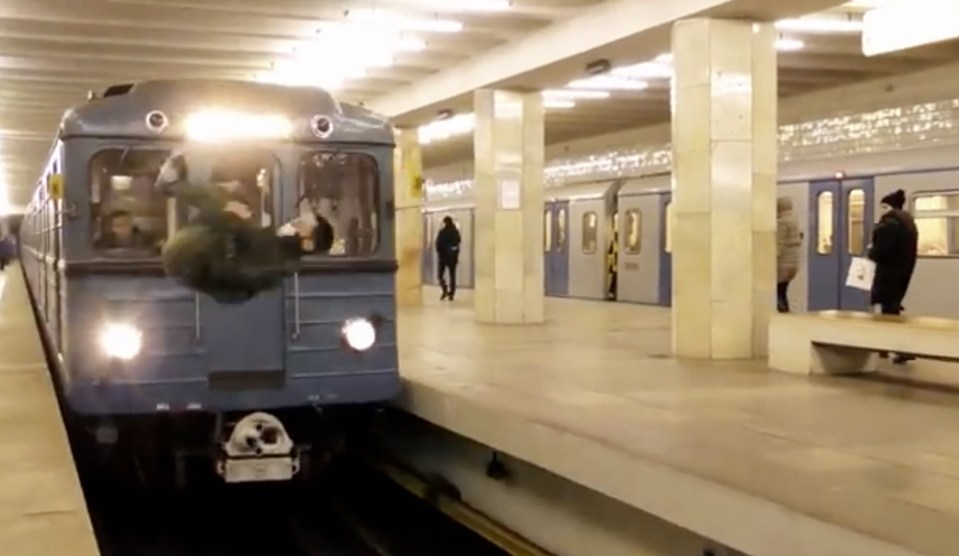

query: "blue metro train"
xmin=19 ymin=79 xmax=400 ymax=484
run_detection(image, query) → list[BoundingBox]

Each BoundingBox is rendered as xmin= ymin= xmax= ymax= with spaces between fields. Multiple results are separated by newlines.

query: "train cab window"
xmin=90 ymin=148 xmax=170 ymax=255
xmin=912 ymin=192 xmax=959 ymax=257
xmin=544 ymin=209 xmax=552 ymax=252
xmin=582 ymin=211 xmax=598 ymax=254
xmin=847 ymin=189 xmax=865 ymax=254
xmin=624 ymin=209 xmax=642 ymax=254
xmin=299 ymin=151 xmax=379 ymax=256
xmin=556 ymin=208 xmax=567 ymax=251
xmin=816 ymin=191 xmax=834 ymax=255
xmin=664 ymin=201 xmax=673 ymax=254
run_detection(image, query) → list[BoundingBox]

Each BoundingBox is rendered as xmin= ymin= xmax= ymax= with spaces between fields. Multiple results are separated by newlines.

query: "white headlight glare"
xmin=98 ymin=323 xmax=143 ymax=360
xmin=342 ymin=318 xmax=376 ymax=351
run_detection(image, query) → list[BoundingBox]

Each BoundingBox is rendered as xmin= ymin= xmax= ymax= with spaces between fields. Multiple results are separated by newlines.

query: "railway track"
xmin=85 ymin=459 xmax=516 ymax=556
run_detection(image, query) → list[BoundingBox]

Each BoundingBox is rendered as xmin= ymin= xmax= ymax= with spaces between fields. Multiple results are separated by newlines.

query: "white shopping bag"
xmin=845 ymin=256 xmax=876 ymax=291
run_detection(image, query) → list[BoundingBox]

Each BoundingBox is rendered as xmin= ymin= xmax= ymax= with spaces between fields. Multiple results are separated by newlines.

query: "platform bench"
xmin=768 ymin=310 xmax=959 ymax=375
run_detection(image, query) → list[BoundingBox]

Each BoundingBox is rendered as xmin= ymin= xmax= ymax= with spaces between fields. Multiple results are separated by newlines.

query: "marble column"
xmin=670 ymin=19 xmax=778 ymax=359
xmin=473 ymin=89 xmax=545 ymax=324
xmin=393 ymin=128 xmax=424 ymax=308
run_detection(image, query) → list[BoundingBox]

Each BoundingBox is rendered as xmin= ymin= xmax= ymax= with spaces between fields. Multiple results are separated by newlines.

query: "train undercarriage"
xmin=71 ymin=405 xmax=379 ymax=489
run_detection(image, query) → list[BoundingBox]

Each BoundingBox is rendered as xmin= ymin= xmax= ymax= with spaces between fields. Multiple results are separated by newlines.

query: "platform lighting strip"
xmin=257 ymin=1 xmax=510 ymax=89
xmin=423 ymin=97 xmax=959 ymax=199
xmin=418 ymin=35 xmax=806 ymax=145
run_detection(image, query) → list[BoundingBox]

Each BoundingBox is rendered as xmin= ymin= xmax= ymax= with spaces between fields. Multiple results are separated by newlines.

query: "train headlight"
xmin=98 ymin=323 xmax=143 ymax=360
xmin=184 ymin=109 xmax=292 ymax=142
xmin=342 ymin=318 xmax=376 ymax=352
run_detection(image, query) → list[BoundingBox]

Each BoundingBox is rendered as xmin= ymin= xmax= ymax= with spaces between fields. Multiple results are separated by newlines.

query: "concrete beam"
xmin=368 ymin=0 xmax=848 ymax=124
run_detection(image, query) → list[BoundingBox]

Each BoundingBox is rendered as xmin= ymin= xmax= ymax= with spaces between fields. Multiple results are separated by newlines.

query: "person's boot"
xmin=892 ymin=354 xmax=915 ymax=365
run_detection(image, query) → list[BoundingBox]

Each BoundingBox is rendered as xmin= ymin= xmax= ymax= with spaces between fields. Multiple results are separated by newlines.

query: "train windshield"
xmin=90 ymin=148 xmax=170 ymax=256
xmin=298 ymin=151 xmax=379 ymax=257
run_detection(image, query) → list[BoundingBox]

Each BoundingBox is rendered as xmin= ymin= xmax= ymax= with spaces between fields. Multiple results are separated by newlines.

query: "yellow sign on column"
xmin=47 ymin=173 xmax=64 ymax=200
xmin=410 ymin=173 xmax=423 ymax=198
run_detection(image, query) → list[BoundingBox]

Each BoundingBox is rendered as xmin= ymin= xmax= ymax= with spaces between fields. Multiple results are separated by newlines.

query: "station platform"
xmin=397 ymin=289 xmax=959 ymax=556
xmin=0 ymin=267 xmax=99 ymax=555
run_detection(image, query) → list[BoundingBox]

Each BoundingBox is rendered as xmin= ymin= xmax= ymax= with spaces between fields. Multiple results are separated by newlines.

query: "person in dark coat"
xmin=867 ymin=188 xmax=918 ymax=364
xmin=155 ymin=150 xmax=334 ymax=304
xmin=434 ymin=216 xmax=461 ymax=301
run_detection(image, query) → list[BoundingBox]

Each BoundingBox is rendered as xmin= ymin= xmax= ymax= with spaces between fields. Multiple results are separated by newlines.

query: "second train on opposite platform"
xmin=422 ymin=142 xmax=959 ymax=318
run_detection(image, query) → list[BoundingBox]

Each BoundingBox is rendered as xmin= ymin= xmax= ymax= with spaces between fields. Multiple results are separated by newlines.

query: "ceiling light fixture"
xmin=775 ymin=16 xmax=865 ymax=33
xmin=542 ymin=89 xmax=611 ymax=99
xmin=568 ymin=76 xmax=649 ymax=91
xmin=346 ymin=8 xmax=464 ymax=33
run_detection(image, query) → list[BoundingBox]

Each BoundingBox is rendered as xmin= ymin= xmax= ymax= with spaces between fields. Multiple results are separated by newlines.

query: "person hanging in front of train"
xmin=867 ymin=188 xmax=919 ymax=364
xmin=155 ymin=150 xmax=334 ymax=303
xmin=776 ymin=197 xmax=802 ymax=312
xmin=435 ymin=216 xmax=461 ymax=301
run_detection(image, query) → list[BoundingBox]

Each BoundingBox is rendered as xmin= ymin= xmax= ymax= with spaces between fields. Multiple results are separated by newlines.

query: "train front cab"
xmin=51 ymin=140 xmax=398 ymax=483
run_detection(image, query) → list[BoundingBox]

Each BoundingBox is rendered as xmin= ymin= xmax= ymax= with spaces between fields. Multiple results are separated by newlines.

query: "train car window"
xmin=90 ymin=148 xmax=170 ymax=255
xmin=556 ymin=208 xmax=567 ymax=251
xmin=425 ymin=216 xmax=433 ymax=248
xmin=816 ymin=191 xmax=833 ymax=255
xmin=582 ymin=211 xmax=598 ymax=254
xmin=912 ymin=192 xmax=959 ymax=257
xmin=625 ymin=209 xmax=642 ymax=254
xmin=299 ymin=151 xmax=379 ymax=256
xmin=664 ymin=201 xmax=673 ymax=254
xmin=544 ymin=209 xmax=552 ymax=252
xmin=847 ymin=189 xmax=865 ymax=254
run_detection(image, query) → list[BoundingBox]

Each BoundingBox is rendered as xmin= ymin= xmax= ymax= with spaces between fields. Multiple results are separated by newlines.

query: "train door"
xmin=202 ymin=151 xmax=285 ymax=374
xmin=544 ymin=201 xmax=570 ymax=296
xmin=422 ymin=214 xmax=434 ymax=286
xmin=659 ymin=193 xmax=673 ymax=306
xmin=807 ymin=179 xmax=875 ymax=311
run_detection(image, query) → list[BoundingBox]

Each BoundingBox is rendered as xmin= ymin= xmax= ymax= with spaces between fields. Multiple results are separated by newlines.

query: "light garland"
xmin=424 ymin=96 xmax=959 ymax=199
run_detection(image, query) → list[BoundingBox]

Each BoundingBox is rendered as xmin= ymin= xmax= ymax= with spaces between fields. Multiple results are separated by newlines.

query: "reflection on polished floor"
xmin=398 ymin=289 xmax=959 ymax=556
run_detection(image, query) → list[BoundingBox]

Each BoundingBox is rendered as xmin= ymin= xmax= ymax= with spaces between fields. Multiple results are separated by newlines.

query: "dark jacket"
xmin=435 ymin=222 xmax=461 ymax=265
xmin=867 ymin=208 xmax=918 ymax=307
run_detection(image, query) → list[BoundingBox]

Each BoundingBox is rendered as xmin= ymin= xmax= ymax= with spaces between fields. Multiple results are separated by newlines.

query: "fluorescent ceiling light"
xmin=654 ymin=53 xmax=673 ymax=64
xmin=346 ymin=8 xmax=463 ymax=33
xmin=775 ymin=16 xmax=865 ymax=33
xmin=613 ymin=61 xmax=672 ymax=79
xmin=843 ymin=0 xmax=885 ymax=8
xmin=568 ymin=76 xmax=649 ymax=91
xmin=402 ymin=0 xmax=511 ymax=11
xmin=542 ymin=89 xmax=610 ymax=99
xmin=543 ymin=99 xmax=575 ymax=109
xmin=775 ymin=37 xmax=805 ymax=51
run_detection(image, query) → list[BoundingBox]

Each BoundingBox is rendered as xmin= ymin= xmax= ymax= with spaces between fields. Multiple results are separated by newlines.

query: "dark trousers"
xmin=438 ymin=261 xmax=457 ymax=298
xmin=776 ymin=280 xmax=791 ymax=313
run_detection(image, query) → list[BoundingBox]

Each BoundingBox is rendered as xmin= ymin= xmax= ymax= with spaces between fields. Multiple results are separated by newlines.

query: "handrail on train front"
xmin=292 ymin=272 xmax=301 ymax=340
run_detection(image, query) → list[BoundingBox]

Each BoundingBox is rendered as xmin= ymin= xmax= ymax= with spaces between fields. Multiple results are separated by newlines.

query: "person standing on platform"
xmin=776 ymin=197 xmax=802 ymax=312
xmin=434 ymin=216 xmax=461 ymax=301
xmin=867 ymin=188 xmax=919 ymax=364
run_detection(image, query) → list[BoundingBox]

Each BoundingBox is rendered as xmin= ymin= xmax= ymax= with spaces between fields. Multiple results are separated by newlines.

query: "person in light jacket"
xmin=776 ymin=197 xmax=802 ymax=312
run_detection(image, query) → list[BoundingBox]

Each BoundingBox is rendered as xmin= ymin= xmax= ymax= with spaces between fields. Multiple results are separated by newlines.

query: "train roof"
xmin=59 ymin=79 xmax=394 ymax=145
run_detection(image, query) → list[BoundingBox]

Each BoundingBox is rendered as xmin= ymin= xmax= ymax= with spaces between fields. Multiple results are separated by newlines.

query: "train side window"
xmin=544 ymin=209 xmax=552 ymax=252
xmin=912 ymin=191 xmax=959 ymax=257
xmin=89 ymin=148 xmax=170 ymax=255
xmin=664 ymin=201 xmax=673 ymax=254
xmin=625 ymin=209 xmax=642 ymax=254
xmin=299 ymin=151 xmax=379 ymax=256
xmin=816 ymin=191 xmax=833 ymax=255
xmin=425 ymin=216 xmax=433 ymax=249
xmin=847 ymin=189 xmax=865 ymax=254
xmin=582 ymin=211 xmax=598 ymax=254
xmin=556 ymin=208 xmax=567 ymax=251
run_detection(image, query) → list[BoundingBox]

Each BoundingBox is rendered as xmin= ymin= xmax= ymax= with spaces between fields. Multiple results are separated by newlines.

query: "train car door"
xmin=659 ymin=193 xmax=673 ymax=306
xmin=202 ymin=154 xmax=285 ymax=375
xmin=422 ymin=214 xmax=434 ymax=286
xmin=807 ymin=178 xmax=875 ymax=311
xmin=545 ymin=201 xmax=570 ymax=296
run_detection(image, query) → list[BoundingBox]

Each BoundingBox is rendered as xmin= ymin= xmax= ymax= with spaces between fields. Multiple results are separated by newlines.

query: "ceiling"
xmin=418 ymin=2 xmax=959 ymax=169
xmin=1 ymin=0 xmax=956 ymax=211
xmin=0 ymin=0 xmax=605 ymax=210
